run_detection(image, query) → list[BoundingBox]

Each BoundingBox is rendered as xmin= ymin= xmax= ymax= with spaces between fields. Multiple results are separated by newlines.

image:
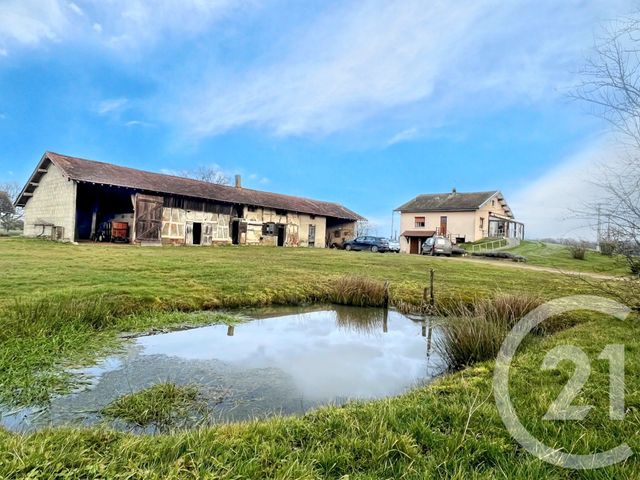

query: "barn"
xmin=15 ymin=152 xmax=362 ymax=247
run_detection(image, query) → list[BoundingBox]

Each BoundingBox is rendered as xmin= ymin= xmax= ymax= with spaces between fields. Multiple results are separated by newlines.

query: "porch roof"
xmin=401 ymin=230 xmax=436 ymax=238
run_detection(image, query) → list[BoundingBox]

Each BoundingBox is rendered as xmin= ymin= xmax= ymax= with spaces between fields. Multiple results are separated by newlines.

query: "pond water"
xmin=1 ymin=306 xmax=446 ymax=432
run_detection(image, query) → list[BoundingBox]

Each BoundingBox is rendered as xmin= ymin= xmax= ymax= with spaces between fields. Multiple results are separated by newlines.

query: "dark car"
xmin=421 ymin=236 xmax=453 ymax=256
xmin=343 ymin=236 xmax=390 ymax=253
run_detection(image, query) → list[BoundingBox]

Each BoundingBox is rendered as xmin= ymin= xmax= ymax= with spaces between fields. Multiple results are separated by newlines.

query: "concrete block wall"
xmin=23 ymin=164 xmax=77 ymax=241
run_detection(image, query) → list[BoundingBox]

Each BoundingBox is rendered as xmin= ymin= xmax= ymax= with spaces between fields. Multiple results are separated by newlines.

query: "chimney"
xmin=235 ymin=174 xmax=242 ymax=189
xmin=452 ymin=187 xmax=457 ymax=194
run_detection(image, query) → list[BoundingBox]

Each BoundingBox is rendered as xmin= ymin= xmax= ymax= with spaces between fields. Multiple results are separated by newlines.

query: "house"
xmin=15 ymin=152 xmax=362 ymax=247
xmin=395 ymin=189 xmax=524 ymax=254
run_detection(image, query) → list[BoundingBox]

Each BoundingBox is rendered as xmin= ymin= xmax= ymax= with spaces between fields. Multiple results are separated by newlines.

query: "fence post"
xmin=429 ymin=269 xmax=435 ymax=306
xmin=383 ymin=281 xmax=390 ymax=309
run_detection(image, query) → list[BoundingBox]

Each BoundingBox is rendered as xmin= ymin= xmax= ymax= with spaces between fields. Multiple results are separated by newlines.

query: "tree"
xmin=0 ymin=182 xmax=23 ymax=233
xmin=356 ymin=220 xmax=371 ymax=237
xmin=572 ymin=16 xmax=640 ymax=278
xmin=181 ymin=166 xmax=229 ymax=185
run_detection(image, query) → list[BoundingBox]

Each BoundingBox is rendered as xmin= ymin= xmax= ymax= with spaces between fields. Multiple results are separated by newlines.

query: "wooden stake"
xmin=429 ymin=269 xmax=435 ymax=306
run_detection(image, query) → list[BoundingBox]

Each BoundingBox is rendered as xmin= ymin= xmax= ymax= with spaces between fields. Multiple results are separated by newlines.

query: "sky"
xmin=0 ymin=0 xmax=635 ymax=239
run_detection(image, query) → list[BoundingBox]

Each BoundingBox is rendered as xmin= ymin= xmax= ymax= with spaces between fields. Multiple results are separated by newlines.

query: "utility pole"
xmin=390 ymin=210 xmax=395 ymax=240
xmin=596 ymin=203 xmax=602 ymax=250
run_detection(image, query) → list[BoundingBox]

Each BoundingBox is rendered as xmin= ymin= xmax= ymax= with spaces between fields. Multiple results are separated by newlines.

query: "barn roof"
xmin=16 ymin=152 xmax=363 ymax=221
xmin=395 ymin=190 xmax=513 ymax=218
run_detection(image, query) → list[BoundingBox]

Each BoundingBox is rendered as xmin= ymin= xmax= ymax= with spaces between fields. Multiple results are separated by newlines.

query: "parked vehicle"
xmin=388 ymin=239 xmax=400 ymax=253
xmin=343 ymin=236 xmax=390 ymax=253
xmin=422 ymin=236 xmax=452 ymax=256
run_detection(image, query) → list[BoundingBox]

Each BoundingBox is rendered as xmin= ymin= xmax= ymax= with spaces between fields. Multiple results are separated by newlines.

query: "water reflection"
xmin=1 ymin=306 xmax=446 ymax=432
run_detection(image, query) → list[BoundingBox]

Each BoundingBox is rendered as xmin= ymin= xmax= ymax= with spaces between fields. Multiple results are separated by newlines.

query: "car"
xmin=388 ymin=239 xmax=400 ymax=253
xmin=343 ymin=236 xmax=390 ymax=253
xmin=422 ymin=236 xmax=453 ymax=256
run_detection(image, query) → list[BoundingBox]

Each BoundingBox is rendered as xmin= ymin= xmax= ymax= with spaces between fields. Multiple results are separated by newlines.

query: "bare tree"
xmin=181 ymin=166 xmax=229 ymax=185
xmin=0 ymin=182 xmax=23 ymax=232
xmin=572 ymin=15 xmax=640 ymax=280
xmin=356 ymin=220 xmax=371 ymax=237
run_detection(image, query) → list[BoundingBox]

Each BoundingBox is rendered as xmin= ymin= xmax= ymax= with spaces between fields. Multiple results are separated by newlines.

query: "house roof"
xmin=395 ymin=190 xmax=513 ymax=218
xmin=16 ymin=152 xmax=363 ymax=221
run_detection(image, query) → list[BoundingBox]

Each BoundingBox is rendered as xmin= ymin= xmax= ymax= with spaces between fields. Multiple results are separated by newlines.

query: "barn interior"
xmin=75 ymin=183 xmax=135 ymax=241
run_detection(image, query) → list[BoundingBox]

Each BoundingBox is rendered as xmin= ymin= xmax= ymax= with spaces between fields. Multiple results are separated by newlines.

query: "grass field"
xmin=0 ymin=237 xmax=639 ymax=479
xmin=506 ymin=240 xmax=630 ymax=275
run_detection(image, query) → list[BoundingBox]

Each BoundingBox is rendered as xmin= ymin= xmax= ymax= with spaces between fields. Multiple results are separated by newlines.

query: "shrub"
xmin=567 ymin=241 xmax=588 ymax=260
xmin=599 ymin=240 xmax=617 ymax=256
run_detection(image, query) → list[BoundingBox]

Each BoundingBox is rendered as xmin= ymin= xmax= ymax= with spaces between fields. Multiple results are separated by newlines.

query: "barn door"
xmin=185 ymin=222 xmax=193 ymax=244
xmin=202 ymin=223 xmax=213 ymax=246
xmin=135 ymin=194 xmax=163 ymax=242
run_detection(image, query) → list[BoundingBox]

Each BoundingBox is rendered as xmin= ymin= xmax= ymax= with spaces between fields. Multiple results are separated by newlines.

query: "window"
xmin=479 ymin=217 xmax=485 ymax=229
xmin=334 ymin=230 xmax=341 ymax=238
xmin=275 ymin=209 xmax=287 ymax=216
xmin=415 ymin=216 xmax=426 ymax=228
xmin=491 ymin=200 xmax=495 ymax=207
xmin=262 ymin=222 xmax=276 ymax=236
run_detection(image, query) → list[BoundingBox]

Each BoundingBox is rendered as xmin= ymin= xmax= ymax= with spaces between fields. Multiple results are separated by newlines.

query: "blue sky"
xmin=0 ymin=0 xmax=634 ymax=238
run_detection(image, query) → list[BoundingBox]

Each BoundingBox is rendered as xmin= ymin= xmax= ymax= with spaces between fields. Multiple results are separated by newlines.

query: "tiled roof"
xmin=17 ymin=152 xmax=363 ymax=221
xmin=396 ymin=190 xmax=513 ymax=218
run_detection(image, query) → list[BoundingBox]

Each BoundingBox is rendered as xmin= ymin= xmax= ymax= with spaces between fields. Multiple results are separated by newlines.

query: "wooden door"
xmin=185 ymin=222 xmax=193 ymax=244
xmin=135 ymin=194 xmax=163 ymax=242
xmin=409 ymin=238 xmax=419 ymax=254
xmin=440 ymin=216 xmax=448 ymax=236
xmin=202 ymin=223 xmax=213 ymax=246
xmin=308 ymin=224 xmax=316 ymax=247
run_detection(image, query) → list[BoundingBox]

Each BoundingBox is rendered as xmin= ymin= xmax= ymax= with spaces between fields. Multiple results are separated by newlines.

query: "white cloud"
xmin=95 ymin=98 xmax=128 ymax=115
xmin=0 ymin=0 xmax=69 ymax=47
xmin=386 ymin=127 xmax=419 ymax=147
xmin=124 ymin=119 xmax=152 ymax=127
xmin=68 ymin=2 xmax=84 ymax=16
xmin=0 ymin=0 xmax=251 ymax=53
xmin=178 ymin=0 xmax=635 ymax=138
xmin=508 ymin=138 xmax=624 ymax=240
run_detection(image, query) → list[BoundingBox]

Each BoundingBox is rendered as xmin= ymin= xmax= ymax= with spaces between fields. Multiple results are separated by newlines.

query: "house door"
xmin=134 ymin=194 xmax=163 ymax=242
xmin=308 ymin=224 xmax=316 ymax=247
xmin=440 ymin=216 xmax=448 ymax=236
xmin=409 ymin=238 xmax=419 ymax=254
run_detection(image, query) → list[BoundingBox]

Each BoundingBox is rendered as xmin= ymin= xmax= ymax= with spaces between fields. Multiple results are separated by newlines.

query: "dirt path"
xmin=445 ymin=256 xmax=625 ymax=281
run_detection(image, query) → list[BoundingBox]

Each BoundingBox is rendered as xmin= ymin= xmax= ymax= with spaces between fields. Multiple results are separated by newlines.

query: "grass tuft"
xmin=436 ymin=294 xmax=543 ymax=369
xmin=101 ymin=383 xmax=205 ymax=430
xmin=329 ymin=276 xmax=388 ymax=307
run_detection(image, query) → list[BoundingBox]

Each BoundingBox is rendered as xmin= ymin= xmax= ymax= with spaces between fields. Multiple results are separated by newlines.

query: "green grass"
xmin=506 ymin=240 xmax=630 ymax=275
xmin=101 ymin=383 xmax=205 ymax=430
xmin=0 ymin=237 xmax=639 ymax=478
xmin=0 ymin=237 xmax=611 ymax=308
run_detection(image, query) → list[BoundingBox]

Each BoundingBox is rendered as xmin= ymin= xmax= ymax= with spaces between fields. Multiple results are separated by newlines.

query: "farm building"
xmin=395 ymin=189 xmax=524 ymax=254
xmin=15 ymin=152 xmax=362 ymax=247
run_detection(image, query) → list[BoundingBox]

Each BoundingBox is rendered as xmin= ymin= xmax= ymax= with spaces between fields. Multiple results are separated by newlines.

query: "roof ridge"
xmin=46 ymin=151 xmax=356 ymax=213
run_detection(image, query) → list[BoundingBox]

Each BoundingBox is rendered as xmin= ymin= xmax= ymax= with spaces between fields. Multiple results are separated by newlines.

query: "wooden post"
xmin=383 ymin=281 xmax=390 ymax=309
xmin=429 ymin=269 xmax=435 ymax=306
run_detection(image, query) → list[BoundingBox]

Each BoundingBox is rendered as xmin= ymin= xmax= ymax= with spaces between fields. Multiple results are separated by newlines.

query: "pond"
xmin=1 ymin=305 xmax=446 ymax=432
